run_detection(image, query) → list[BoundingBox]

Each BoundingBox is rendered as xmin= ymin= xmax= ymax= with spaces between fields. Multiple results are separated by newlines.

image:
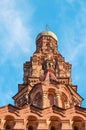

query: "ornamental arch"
xmin=49 ymin=116 xmax=62 ymax=130
xmin=26 ymin=115 xmax=38 ymax=130
xmin=4 ymin=115 xmax=15 ymax=130
xmin=72 ymin=116 xmax=85 ymax=130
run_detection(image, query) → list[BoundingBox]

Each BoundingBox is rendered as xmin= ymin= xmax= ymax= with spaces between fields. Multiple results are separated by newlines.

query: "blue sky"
xmin=0 ymin=0 xmax=86 ymax=107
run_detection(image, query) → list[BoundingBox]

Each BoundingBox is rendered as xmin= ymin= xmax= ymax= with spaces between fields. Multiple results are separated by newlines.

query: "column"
xmin=55 ymin=91 xmax=62 ymax=108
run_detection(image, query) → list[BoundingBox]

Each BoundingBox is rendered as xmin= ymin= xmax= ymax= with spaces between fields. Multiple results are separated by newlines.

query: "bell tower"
xmin=13 ymin=30 xmax=83 ymax=110
xmin=1 ymin=29 xmax=86 ymax=130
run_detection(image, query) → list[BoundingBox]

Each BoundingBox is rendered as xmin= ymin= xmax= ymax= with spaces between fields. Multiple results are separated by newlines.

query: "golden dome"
xmin=36 ymin=31 xmax=58 ymax=41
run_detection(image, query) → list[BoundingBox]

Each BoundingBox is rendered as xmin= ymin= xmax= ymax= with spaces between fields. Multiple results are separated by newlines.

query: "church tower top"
xmin=36 ymin=30 xmax=58 ymax=41
xmin=13 ymin=29 xmax=83 ymax=110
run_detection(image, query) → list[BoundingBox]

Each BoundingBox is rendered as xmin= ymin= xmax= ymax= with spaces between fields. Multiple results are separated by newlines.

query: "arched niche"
xmin=27 ymin=116 xmax=38 ymax=130
xmin=48 ymin=88 xmax=70 ymax=108
xmin=49 ymin=116 xmax=62 ymax=130
xmin=4 ymin=115 xmax=15 ymax=130
xmin=72 ymin=116 xmax=85 ymax=130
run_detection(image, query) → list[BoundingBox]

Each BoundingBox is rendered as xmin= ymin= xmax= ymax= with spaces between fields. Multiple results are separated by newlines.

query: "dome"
xmin=36 ymin=30 xmax=58 ymax=41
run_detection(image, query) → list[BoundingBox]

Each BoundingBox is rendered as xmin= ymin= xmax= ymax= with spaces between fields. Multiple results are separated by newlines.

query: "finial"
xmin=45 ymin=24 xmax=49 ymax=31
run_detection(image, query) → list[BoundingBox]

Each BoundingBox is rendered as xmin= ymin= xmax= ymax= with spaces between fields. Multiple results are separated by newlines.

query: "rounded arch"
xmin=49 ymin=116 xmax=62 ymax=130
xmin=47 ymin=84 xmax=71 ymax=109
xmin=73 ymin=116 xmax=84 ymax=120
xmin=5 ymin=115 xmax=15 ymax=119
xmin=50 ymin=116 xmax=61 ymax=121
xmin=4 ymin=115 xmax=15 ymax=130
xmin=26 ymin=115 xmax=38 ymax=130
xmin=47 ymin=85 xmax=58 ymax=92
xmin=28 ymin=115 xmax=38 ymax=121
xmin=72 ymin=116 xmax=85 ymax=130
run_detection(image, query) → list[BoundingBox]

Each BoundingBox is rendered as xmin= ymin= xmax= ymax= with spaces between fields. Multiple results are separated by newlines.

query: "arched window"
xmin=6 ymin=125 xmax=11 ymax=130
xmin=51 ymin=126 xmax=56 ymax=130
xmin=28 ymin=126 xmax=33 ymax=130
xmin=4 ymin=115 xmax=15 ymax=130
xmin=74 ymin=126 xmax=78 ymax=130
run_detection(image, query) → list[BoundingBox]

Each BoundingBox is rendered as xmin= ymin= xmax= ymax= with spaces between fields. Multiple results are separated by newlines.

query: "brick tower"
xmin=0 ymin=30 xmax=86 ymax=130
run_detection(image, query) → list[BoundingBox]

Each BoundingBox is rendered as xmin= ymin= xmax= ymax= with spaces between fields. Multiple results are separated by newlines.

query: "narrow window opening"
xmin=28 ymin=125 xmax=33 ymax=130
xmin=74 ymin=126 xmax=78 ymax=130
xmin=6 ymin=125 xmax=11 ymax=130
xmin=51 ymin=126 xmax=56 ymax=130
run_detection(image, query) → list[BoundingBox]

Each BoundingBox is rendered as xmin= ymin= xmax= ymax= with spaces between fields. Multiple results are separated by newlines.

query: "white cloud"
xmin=55 ymin=1 xmax=86 ymax=104
xmin=58 ymin=1 xmax=86 ymax=64
xmin=0 ymin=0 xmax=35 ymax=106
xmin=0 ymin=0 xmax=34 ymax=65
